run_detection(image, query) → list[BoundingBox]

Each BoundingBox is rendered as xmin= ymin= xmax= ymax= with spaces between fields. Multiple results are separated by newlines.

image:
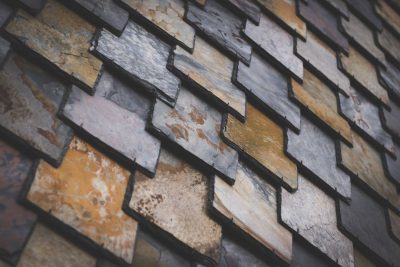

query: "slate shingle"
xmin=384 ymin=142 xmax=400 ymax=187
xmin=376 ymin=0 xmax=400 ymax=35
xmin=389 ymin=209 xmax=400 ymax=243
xmin=0 ymin=1 xmax=13 ymax=28
xmin=354 ymin=249 xmax=378 ymax=267
xmin=0 ymin=37 xmax=10 ymax=68
xmin=14 ymin=0 xmax=46 ymax=14
xmin=346 ymin=0 xmax=383 ymax=31
xmin=378 ymin=26 xmax=400 ymax=65
xmin=379 ymin=60 xmax=400 ymax=100
xmin=321 ymin=0 xmax=349 ymax=19
xmin=382 ymin=98 xmax=400 ymax=141
xmin=223 ymin=0 xmax=261 ymax=25
xmin=291 ymin=239 xmax=332 ymax=267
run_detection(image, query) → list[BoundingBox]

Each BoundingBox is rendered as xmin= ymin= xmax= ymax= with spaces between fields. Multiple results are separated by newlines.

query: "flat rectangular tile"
xmin=378 ymin=27 xmax=400 ymax=65
xmin=384 ymin=143 xmax=400 ymax=187
xmin=379 ymin=60 xmax=400 ymax=100
xmin=223 ymin=0 xmax=261 ymax=24
xmin=321 ymin=0 xmax=349 ymax=18
xmin=382 ymin=99 xmax=400 ymax=139
xmin=346 ymin=0 xmax=383 ymax=30
xmin=376 ymin=0 xmax=400 ymax=35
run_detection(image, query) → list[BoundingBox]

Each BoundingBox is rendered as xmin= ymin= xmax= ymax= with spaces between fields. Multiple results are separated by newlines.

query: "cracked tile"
xmin=382 ymin=99 xmax=400 ymax=140
xmin=223 ymin=0 xmax=261 ymax=24
xmin=379 ymin=60 xmax=400 ymax=100
xmin=376 ymin=0 xmax=400 ymax=35
xmin=384 ymin=143 xmax=400 ymax=187
xmin=378 ymin=26 xmax=400 ymax=65
xmin=346 ymin=0 xmax=382 ymax=30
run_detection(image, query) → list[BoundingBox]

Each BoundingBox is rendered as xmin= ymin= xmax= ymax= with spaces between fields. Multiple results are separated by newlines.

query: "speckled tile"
xmin=378 ymin=27 xmax=400 ymax=65
xmin=346 ymin=0 xmax=382 ymax=30
xmin=376 ymin=0 xmax=400 ymax=35
xmin=321 ymin=0 xmax=349 ymax=19
xmin=223 ymin=0 xmax=261 ymax=24
xmin=379 ymin=60 xmax=400 ymax=100
xmin=382 ymin=97 xmax=400 ymax=140
xmin=384 ymin=143 xmax=400 ymax=186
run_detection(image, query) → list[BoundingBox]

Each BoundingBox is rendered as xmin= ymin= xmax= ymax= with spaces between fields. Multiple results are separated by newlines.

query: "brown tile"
xmin=378 ymin=26 xmax=400 ymax=65
xmin=128 ymin=148 xmax=222 ymax=265
xmin=376 ymin=0 xmax=400 ymax=35
xmin=389 ymin=209 xmax=400 ymax=242
xmin=354 ymin=249 xmax=378 ymax=267
xmin=223 ymin=103 xmax=298 ymax=190
xmin=26 ymin=136 xmax=138 ymax=264
xmin=5 ymin=0 xmax=102 ymax=92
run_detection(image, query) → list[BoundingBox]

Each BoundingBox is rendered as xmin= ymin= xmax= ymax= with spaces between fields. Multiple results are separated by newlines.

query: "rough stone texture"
xmin=0 ymin=37 xmax=10 ymax=67
xmin=213 ymin=162 xmax=293 ymax=263
xmin=384 ymin=143 xmax=400 ymax=186
xmin=171 ymin=37 xmax=246 ymax=120
xmin=376 ymin=0 xmax=400 ymax=35
xmin=128 ymin=149 xmax=223 ymax=265
xmin=235 ymin=52 xmax=300 ymax=131
xmin=340 ymin=46 xmax=389 ymax=105
xmin=120 ymin=0 xmax=195 ymax=50
xmin=286 ymin=115 xmax=351 ymax=199
xmin=291 ymin=240 xmax=332 ymax=267
xmin=223 ymin=0 xmax=261 ymax=24
xmin=150 ymin=87 xmax=238 ymax=183
xmin=244 ymin=13 xmax=303 ymax=81
xmin=255 ymin=0 xmax=306 ymax=39
xmin=26 ymin=137 xmax=138 ymax=264
xmin=389 ymin=209 xmax=400 ymax=242
xmin=61 ymin=83 xmax=161 ymax=176
xmin=281 ymin=174 xmax=354 ymax=267
xmin=0 ymin=52 xmax=72 ymax=167
xmin=354 ymin=249 xmax=378 ymax=267
xmin=186 ymin=0 xmax=252 ymax=63
xmin=298 ymin=0 xmax=348 ymax=53
xmin=378 ymin=27 xmax=400 ymax=65
xmin=338 ymin=183 xmax=400 ymax=267
xmin=223 ymin=103 xmax=298 ymax=190
xmin=16 ymin=0 xmax=46 ymax=14
xmin=0 ymin=140 xmax=36 ymax=265
xmin=346 ymin=0 xmax=383 ymax=30
xmin=5 ymin=0 xmax=102 ymax=92
xmin=290 ymin=69 xmax=352 ymax=144
xmin=340 ymin=132 xmax=400 ymax=211
xmin=0 ymin=1 xmax=13 ymax=28
xmin=382 ymin=99 xmax=400 ymax=139
xmin=379 ymin=60 xmax=400 ymax=100
xmin=94 ymin=20 xmax=180 ymax=105
xmin=17 ymin=223 xmax=96 ymax=267
xmin=321 ymin=0 xmax=349 ymax=18
xmin=296 ymin=31 xmax=350 ymax=96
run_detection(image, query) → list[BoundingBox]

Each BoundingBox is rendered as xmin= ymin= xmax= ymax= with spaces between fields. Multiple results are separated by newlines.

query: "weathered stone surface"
xmin=354 ymin=249 xmax=378 ymax=267
xmin=290 ymin=69 xmax=352 ymax=144
xmin=340 ymin=132 xmax=400 ymax=211
xmin=0 ymin=37 xmax=10 ymax=67
xmin=150 ymin=87 xmax=238 ymax=183
xmin=340 ymin=46 xmax=389 ymax=105
xmin=291 ymin=240 xmax=332 ymax=267
xmin=5 ymin=0 xmax=102 ymax=92
xmin=384 ymin=143 xmax=400 ymax=186
xmin=171 ymin=37 xmax=246 ymax=120
xmin=224 ymin=0 xmax=261 ymax=24
xmin=0 ymin=1 xmax=13 ymax=28
xmin=286 ymin=115 xmax=351 ymax=199
xmin=389 ymin=209 xmax=400 ymax=242
xmin=281 ymin=174 xmax=354 ymax=267
xmin=338 ymin=183 xmax=400 ymax=266
xmin=128 ymin=148 xmax=223 ymax=265
xmin=17 ymin=223 xmax=96 ymax=267
xmin=26 ymin=137 xmax=138 ymax=264
xmin=382 ymin=97 xmax=400 ymax=140
xmin=321 ymin=0 xmax=349 ymax=18
xmin=0 ymin=52 xmax=72 ymax=166
xmin=346 ymin=0 xmax=383 ymax=30
xmin=298 ymin=0 xmax=348 ymax=53
xmin=0 ymin=140 xmax=36 ymax=265
xmin=296 ymin=31 xmax=350 ymax=96
xmin=235 ymin=52 xmax=300 ymax=130
xmin=339 ymin=86 xmax=394 ymax=154
xmin=120 ymin=0 xmax=195 ymax=50
xmin=379 ymin=60 xmax=400 ymax=100
xmin=16 ymin=0 xmax=46 ymax=14
xmin=378 ymin=27 xmax=400 ymax=64
xmin=186 ymin=0 xmax=251 ymax=63
xmin=223 ymin=103 xmax=298 ymax=190
xmin=255 ymin=0 xmax=306 ymax=39
xmin=244 ymin=14 xmax=303 ymax=81
xmin=376 ymin=0 xmax=400 ymax=35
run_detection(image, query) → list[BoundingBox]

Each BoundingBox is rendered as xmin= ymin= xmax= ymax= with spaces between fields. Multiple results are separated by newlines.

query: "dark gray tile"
xmin=384 ymin=143 xmax=400 ymax=187
xmin=346 ymin=0 xmax=382 ymax=30
xmin=382 ymin=99 xmax=400 ymax=140
xmin=223 ymin=0 xmax=261 ymax=24
xmin=321 ymin=0 xmax=349 ymax=19
xmin=17 ymin=0 xmax=46 ymax=13
xmin=0 ymin=1 xmax=13 ymax=28
xmin=379 ymin=60 xmax=400 ymax=101
xmin=378 ymin=26 xmax=400 ymax=65
xmin=291 ymin=239 xmax=333 ymax=267
xmin=0 ymin=37 xmax=10 ymax=68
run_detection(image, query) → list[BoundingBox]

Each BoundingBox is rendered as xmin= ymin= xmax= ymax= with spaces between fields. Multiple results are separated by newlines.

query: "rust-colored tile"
xmin=378 ymin=26 xmax=400 ymax=64
xmin=26 ymin=136 xmax=138 ymax=264
xmin=5 ymin=0 xmax=102 ymax=92
xmin=389 ymin=209 xmax=400 ymax=242
xmin=223 ymin=103 xmax=298 ymax=190
xmin=376 ymin=0 xmax=400 ymax=35
xmin=128 ymin=149 xmax=223 ymax=265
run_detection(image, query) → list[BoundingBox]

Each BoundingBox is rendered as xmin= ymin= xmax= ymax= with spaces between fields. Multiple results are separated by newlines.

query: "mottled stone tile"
xmin=0 ymin=1 xmax=13 ymax=28
xmin=346 ymin=0 xmax=382 ymax=30
xmin=0 ymin=37 xmax=10 ymax=67
xmin=378 ymin=27 xmax=400 ymax=64
xmin=376 ymin=0 xmax=400 ymax=35
xmin=382 ymin=96 xmax=400 ymax=140
xmin=339 ymin=132 xmax=400 ymax=211
xmin=128 ymin=148 xmax=223 ymax=265
xmin=223 ymin=103 xmax=298 ymax=190
xmin=296 ymin=31 xmax=350 ymax=96
xmin=0 ymin=140 xmax=36 ymax=265
xmin=171 ymin=37 xmax=246 ymax=120
xmin=15 ymin=0 xmax=46 ymax=14
xmin=291 ymin=240 xmax=333 ymax=267
xmin=321 ymin=0 xmax=349 ymax=19
xmin=223 ymin=0 xmax=261 ymax=24
xmin=93 ymin=20 xmax=180 ymax=105
xmin=379 ymin=60 xmax=400 ymax=100
xmin=235 ymin=52 xmax=300 ymax=130
xmin=5 ymin=0 xmax=102 ymax=92
xmin=0 ymin=52 xmax=72 ymax=166
xmin=298 ymin=0 xmax=348 ymax=53
xmin=150 ymin=87 xmax=238 ymax=183
xmin=290 ymin=69 xmax=352 ymax=144
xmin=281 ymin=174 xmax=354 ymax=267
xmin=354 ymin=249 xmax=378 ymax=267
xmin=186 ymin=0 xmax=252 ymax=64
xmin=338 ymin=183 xmax=400 ymax=266
xmin=17 ymin=223 xmax=96 ymax=267
xmin=26 ymin=137 xmax=138 ymax=264
xmin=384 ymin=143 xmax=400 ymax=186
xmin=389 ymin=209 xmax=400 ymax=242
xmin=286 ymin=115 xmax=351 ymax=199
xmin=244 ymin=13 xmax=303 ymax=81
xmin=120 ymin=0 xmax=195 ymax=50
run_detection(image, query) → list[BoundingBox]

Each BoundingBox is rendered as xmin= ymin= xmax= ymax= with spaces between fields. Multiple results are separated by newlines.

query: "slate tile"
xmin=212 ymin=161 xmax=293 ymax=263
xmin=0 ymin=1 xmax=13 ymax=28
xmin=321 ymin=0 xmax=349 ymax=19
xmin=234 ymin=52 xmax=301 ymax=131
xmin=382 ymin=99 xmax=400 ymax=139
xmin=0 ymin=52 xmax=72 ymax=167
xmin=339 ymin=45 xmax=389 ymax=106
xmin=186 ymin=0 xmax=252 ymax=64
xmin=339 ymin=86 xmax=394 ymax=154
xmin=379 ymin=60 xmax=400 ymax=100
xmin=25 ymin=136 xmax=138 ymax=264
xmin=254 ymin=0 xmax=307 ymax=39
xmin=244 ymin=13 xmax=303 ymax=81
xmin=222 ymin=103 xmax=298 ymax=190
xmin=384 ymin=143 xmax=400 ymax=186
xmin=281 ymin=174 xmax=354 ymax=267
xmin=298 ymin=0 xmax=349 ymax=54
xmin=0 ymin=37 xmax=10 ymax=68
xmin=0 ymin=140 xmax=36 ymax=265
xmin=0 ymin=260 xmax=10 ymax=267
xmin=222 ymin=0 xmax=261 ymax=24
xmin=5 ymin=0 xmax=103 ymax=92
xmin=17 ymin=223 xmax=96 ymax=267
xmin=345 ymin=0 xmax=383 ymax=30
xmin=389 ymin=209 xmax=400 ymax=243
xmin=149 ymin=87 xmax=238 ymax=183
xmin=338 ymin=183 xmax=400 ymax=267
xmin=15 ymin=0 xmax=46 ymax=14
xmin=296 ymin=31 xmax=350 ymax=96
xmin=170 ymin=37 xmax=246 ymax=120
xmin=290 ymin=69 xmax=352 ymax=144
xmin=378 ymin=26 xmax=400 ymax=64
xmin=376 ymin=0 xmax=400 ymax=35
xmin=127 ymin=148 xmax=223 ymax=265
xmin=339 ymin=131 xmax=400 ymax=211
xmin=354 ymin=249 xmax=378 ymax=267
xmin=119 ymin=0 xmax=195 ymax=51
xmin=291 ymin=239 xmax=333 ymax=267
